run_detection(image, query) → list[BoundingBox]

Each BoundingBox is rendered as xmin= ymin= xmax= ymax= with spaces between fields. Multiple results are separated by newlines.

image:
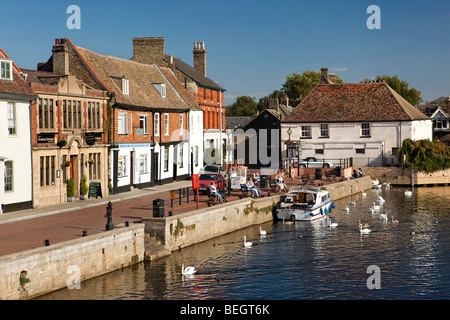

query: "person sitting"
xmin=242 ymin=182 xmax=256 ymax=197
xmin=275 ymin=174 xmax=287 ymax=191
xmin=357 ymin=168 xmax=364 ymax=177
xmin=248 ymin=180 xmax=262 ymax=197
xmin=209 ymin=182 xmax=223 ymax=203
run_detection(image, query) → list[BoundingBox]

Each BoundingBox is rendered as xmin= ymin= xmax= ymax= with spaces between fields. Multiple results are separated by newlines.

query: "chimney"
xmin=193 ymin=41 xmax=206 ymax=76
xmin=52 ymin=38 xmax=70 ymax=75
xmin=445 ymin=97 xmax=450 ymax=115
xmin=168 ymin=55 xmax=174 ymax=71
xmin=320 ymin=67 xmax=329 ymax=84
xmin=328 ymin=73 xmax=336 ymax=83
xmin=132 ymin=37 xmax=165 ymax=65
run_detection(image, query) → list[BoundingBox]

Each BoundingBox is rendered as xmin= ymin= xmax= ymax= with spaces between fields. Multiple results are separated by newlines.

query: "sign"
xmin=88 ymin=182 xmax=102 ymax=199
xmin=170 ymin=191 xmax=176 ymax=200
xmin=192 ymin=174 xmax=199 ymax=190
xmin=136 ymin=128 xmax=144 ymax=136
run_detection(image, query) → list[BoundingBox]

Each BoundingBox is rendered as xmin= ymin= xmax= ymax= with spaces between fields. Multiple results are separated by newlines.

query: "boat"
xmin=276 ymin=185 xmax=334 ymax=222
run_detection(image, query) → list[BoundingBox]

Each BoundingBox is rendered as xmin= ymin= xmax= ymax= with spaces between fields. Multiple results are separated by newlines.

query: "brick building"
xmin=131 ymin=37 xmax=227 ymax=166
xmin=22 ymin=39 xmax=110 ymax=206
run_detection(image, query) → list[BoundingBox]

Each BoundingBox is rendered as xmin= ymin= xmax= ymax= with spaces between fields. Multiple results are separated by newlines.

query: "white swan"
xmin=405 ymin=190 xmax=413 ymax=196
xmin=359 ymin=220 xmax=372 ymax=234
xmin=362 ymin=192 xmax=367 ymax=197
xmin=343 ymin=205 xmax=350 ymax=212
xmin=372 ymin=179 xmax=379 ymax=186
xmin=372 ymin=202 xmax=381 ymax=211
xmin=259 ymin=226 xmax=267 ymax=236
xmin=330 ymin=221 xmax=338 ymax=228
xmin=380 ymin=212 xmax=388 ymax=221
xmin=375 ymin=196 xmax=385 ymax=203
xmin=182 ymin=264 xmax=197 ymax=275
xmin=349 ymin=201 xmax=356 ymax=206
xmin=243 ymin=236 xmax=252 ymax=248
xmin=369 ymin=206 xmax=375 ymax=214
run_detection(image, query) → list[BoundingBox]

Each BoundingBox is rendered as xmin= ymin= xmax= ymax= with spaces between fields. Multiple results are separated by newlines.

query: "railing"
xmin=169 ymin=185 xmax=228 ymax=208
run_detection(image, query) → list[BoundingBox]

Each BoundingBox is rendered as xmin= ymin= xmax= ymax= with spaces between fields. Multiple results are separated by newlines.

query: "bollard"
xmin=43 ymin=239 xmax=50 ymax=246
xmin=82 ymin=230 xmax=87 ymax=237
xmin=105 ymin=201 xmax=114 ymax=230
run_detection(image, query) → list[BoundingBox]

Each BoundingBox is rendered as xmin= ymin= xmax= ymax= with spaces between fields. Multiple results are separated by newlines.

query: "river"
xmin=36 ymin=186 xmax=450 ymax=300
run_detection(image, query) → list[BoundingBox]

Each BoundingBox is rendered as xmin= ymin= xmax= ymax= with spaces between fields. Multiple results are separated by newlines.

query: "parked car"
xmin=199 ymin=165 xmax=227 ymax=177
xmin=293 ymin=157 xmax=334 ymax=168
xmin=198 ymin=173 xmax=226 ymax=194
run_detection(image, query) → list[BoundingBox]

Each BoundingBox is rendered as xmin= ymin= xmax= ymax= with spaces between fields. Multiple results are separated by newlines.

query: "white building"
xmin=0 ymin=48 xmax=36 ymax=213
xmin=281 ymin=77 xmax=432 ymax=167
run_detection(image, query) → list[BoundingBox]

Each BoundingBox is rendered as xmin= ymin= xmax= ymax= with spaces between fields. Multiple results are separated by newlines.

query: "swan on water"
xmin=380 ymin=212 xmax=388 ymax=221
xmin=259 ymin=226 xmax=267 ymax=236
xmin=391 ymin=216 xmax=399 ymax=224
xmin=372 ymin=202 xmax=381 ymax=211
xmin=359 ymin=220 xmax=372 ymax=234
xmin=330 ymin=221 xmax=338 ymax=228
xmin=182 ymin=264 xmax=197 ymax=275
xmin=343 ymin=205 xmax=350 ymax=212
xmin=405 ymin=190 xmax=413 ymax=196
xmin=243 ymin=236 xmax=253 ymax=248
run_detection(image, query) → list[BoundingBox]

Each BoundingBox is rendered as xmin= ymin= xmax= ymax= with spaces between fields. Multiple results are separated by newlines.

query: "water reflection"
xmin=37 ymin=186 xmax=450 ymax=300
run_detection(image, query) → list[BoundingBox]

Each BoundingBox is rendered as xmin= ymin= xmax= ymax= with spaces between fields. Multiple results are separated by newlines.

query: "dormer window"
xmin=122 ymin=78 xmax=129 ymax=95
xmin=1 ymin=59 xmax=13 ymax=81
xmin=152 ymin=83 xmax=166 ymax=98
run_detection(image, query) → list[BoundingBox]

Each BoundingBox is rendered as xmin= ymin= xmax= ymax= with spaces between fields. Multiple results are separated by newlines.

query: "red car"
xmin=198 ymin=173 xmax=226 ymax=194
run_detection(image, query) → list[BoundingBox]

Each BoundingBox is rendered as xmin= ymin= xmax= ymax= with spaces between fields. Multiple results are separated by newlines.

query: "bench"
xmin=269 ymin=179 xmax=280 ymax=193
xmin=325 ymin=171 xmax=337 ymax=182
xmin=240 ymin=184 xmax=251 ymax=198
xmin=206 ymin=188 xmax=227 ymax=206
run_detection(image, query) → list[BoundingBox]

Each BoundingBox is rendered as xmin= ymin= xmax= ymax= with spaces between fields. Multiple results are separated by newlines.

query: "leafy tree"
xmin=225 ymin=96 xmax=258 ymax=116
xmin=257 ymin=90 xmax=287 ymax=113
xmin=282 ymin=70 xmax=343 ymax=102
xmin=362 ymin=75 xmax=422 ymax=106
xmin=396 ymin=138 xmax=450 ymax=173
xmin=428 ymin=96 xmax=448 ymax=105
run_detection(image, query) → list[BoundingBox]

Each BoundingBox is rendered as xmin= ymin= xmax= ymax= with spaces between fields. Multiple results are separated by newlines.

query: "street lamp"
xmin=287 ymin=127 xmax=293 ymax=176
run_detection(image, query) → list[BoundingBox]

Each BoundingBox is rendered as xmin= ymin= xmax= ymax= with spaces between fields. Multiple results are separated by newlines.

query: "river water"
xmin=36 ymin=186 xmax=450 ymax=300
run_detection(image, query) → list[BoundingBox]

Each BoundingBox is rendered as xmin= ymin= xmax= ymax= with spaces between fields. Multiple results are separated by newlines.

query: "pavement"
xmin=0 ymin=170 xmax=338 ymax=257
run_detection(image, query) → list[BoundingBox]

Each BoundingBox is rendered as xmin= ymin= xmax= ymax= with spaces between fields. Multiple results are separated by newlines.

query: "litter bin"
xmin=153 ymin=198 xmax=165 ymax=218
xmin=315 ymin=168 xmax=322 ymax=180
xmin=260 ymin=175 xmax=268 ymax=188
xmin=335 ymin=166 xmax=341 ymax=177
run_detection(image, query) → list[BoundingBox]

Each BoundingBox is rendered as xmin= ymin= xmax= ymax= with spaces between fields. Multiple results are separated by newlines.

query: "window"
xmin=7 ymin=102 xmax=16 ymax=135
xmin=301 ymin=125 xmax=311 ymax=138
xmin=179 ymin=114 xmax=183 ymax=136
xmin=361 ymin=123 xmax=371 ymax=137
xmin=315 ymin=149 xmax=324 ymax=155
xmin=122 ymin=78 xmax=129 ymax=95
xmin=154 ymin=113 xmax=159 ymax=136
xmin=320 ymin=124 xmax=329 ymax=137
xmin=355 ymin=148 xmax=365 ymax=154
xmin=139 ymin=115 xmax=148 ymax=134
xmin=118 ymin=156 xmax=127 ymax=177
xmin=4 ymin=161 xmax=13 ymax=192
xmin=164 ymin=113 xmax=169 ymax=136
xmin=164 ymin=148 xmax=169 ymax=172
xmin=39 ymin=156 xmax=55 ymax=186
xmin=118 ymin=113 xmax=128 ymax=134
xmin=77 ymin=101 xmax=81 ymax=129
xmin=179 ymin=146 xmax=184 ymax=168
xmin=152 ymin=83 xmax=166 ymax=98
xmin=1 ymin=60 xmax=12 ymax=80
xmin=140 ymin=154 xmax=148 ymax=173
xmin=195 ymin=146 xmax=199 ymax=166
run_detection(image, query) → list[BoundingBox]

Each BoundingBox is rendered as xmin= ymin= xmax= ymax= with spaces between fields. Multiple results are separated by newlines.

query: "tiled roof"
xmin=164 ymin=55 xmax=225 ymax=91
xmin=285 ymin=82 xmax=429 ymax=123
xmin=20 ymin=69 xmax=62 ymax=86
xmin=74 ymin=45 xmax=196 ymax=111
xmin=0 ymin=48 xmax=35 ymax=98
xmin=226 ymin=116 xmax=255 ymax=129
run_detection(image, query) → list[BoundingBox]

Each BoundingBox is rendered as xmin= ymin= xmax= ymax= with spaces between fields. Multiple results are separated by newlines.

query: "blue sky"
xmin=2 ymin=0 xmax=449 ymax=105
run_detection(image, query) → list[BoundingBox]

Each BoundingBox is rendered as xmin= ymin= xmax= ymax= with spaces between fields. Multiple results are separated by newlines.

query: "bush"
xmin=80 ymin=175 xmax=88 ymax=195
xmin=396 ymin=138 xmax=450 ymax=173
xmin=57 ymin=139 xmax=67 ymax=147
xmin=67 ymin=177 xmax=75 ymax=197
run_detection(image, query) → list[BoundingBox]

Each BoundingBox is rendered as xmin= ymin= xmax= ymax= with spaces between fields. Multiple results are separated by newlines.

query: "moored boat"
xmin=276 ymin=186 xmax=334 ymax=222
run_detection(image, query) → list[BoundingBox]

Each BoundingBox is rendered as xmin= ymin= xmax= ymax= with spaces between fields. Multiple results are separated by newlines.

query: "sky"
xmin=1 ymin=0 xmax=449 ymax=106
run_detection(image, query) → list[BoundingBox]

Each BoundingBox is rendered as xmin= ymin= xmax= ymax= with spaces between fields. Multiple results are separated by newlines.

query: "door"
xmin=130 ymin=151 xmax=135 ymax=187
xmin=70 ymin=155 xmax=78 ymax=197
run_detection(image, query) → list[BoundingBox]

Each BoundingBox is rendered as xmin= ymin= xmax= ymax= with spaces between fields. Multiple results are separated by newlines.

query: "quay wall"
xmin=360 ymin=167 xmax=450 ymax=186
xmin=143 ymin=176 xmax=373 ymax=253
xmin=0 ymin=224 xmax=145 ymax=300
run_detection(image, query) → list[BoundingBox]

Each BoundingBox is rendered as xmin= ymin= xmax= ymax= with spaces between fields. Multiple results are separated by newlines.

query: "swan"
xmin=375 ymin=196 xmax=385 ymax=203
xmin=330 ymin=221 xmax=338 ymax=228
xmin=391 ymin=216 xmax=399 ymax=224
xmin=380 ymin=212 xmax=388 ymax=221
xmin=349 ymin=201 xmax=356 ymax=206
xmin=369 ymin=206 xmax=375 ymax=213
xmin=405 ymin=190 xmax=413 ymax=196
xmin=182 ymin=264 xmax=197 ymax=275
xmin=362 ymin=192 xmax=367 ymax=197
xmin=372 ymin=179 xmax=379 ymax=186
xmin=359 ymin=220 xmax=372 ymax=234
xmin=243 ymin=236 xmax=252 ymax=248
xmin=343 ymin=205 xmax=350 ymax=212
xmin=372 ymin=202 xmax=381 ymax=211
xmin=259 ymin=226 xmax=267 ymax=236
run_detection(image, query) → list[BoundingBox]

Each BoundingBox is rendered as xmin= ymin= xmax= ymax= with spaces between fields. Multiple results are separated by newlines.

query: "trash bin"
xmin=335 ymin=166 xmax=341 ymax=177
xmin=260 ymin=175 xmax=268 ymax=188
xmin=153 ymin=198 xmax=165 ymax=218
xmin=315 ymin=168 xmax=322 ymax=180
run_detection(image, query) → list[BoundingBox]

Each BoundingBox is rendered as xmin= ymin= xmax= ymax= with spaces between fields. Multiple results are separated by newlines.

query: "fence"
xmin=169 ymin=185 xmax=229 ymax=208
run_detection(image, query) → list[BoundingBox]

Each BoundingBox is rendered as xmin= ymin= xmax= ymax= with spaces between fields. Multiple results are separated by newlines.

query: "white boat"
xmin=276 ymin=186 xmax=334 ymax=222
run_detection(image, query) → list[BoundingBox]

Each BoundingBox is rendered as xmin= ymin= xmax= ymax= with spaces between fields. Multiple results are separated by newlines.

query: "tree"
xmin=428 ymin=96 xmax=447 ymax=105
xmin=257 ymin=90 xmax=286 ymax=113
xmin=225 ymin=96 xmax=258 ymax=116
xmin=282 ymin=70 xmax=343 ymax=102
xmin=362 ymin=75 xmax=422 ymax=106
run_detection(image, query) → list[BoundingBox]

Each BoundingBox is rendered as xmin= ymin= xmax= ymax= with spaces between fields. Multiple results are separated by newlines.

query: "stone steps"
xmin=144 ymin=235 xmax=171 ymax=261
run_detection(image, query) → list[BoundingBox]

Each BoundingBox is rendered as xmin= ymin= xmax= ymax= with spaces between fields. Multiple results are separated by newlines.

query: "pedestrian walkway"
xmin=0 ymin=172 xmax=339 ymax=257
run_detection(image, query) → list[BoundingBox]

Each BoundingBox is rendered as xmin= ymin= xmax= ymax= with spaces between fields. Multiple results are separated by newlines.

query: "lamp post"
xmin=287 ymin=127 xmax=292 ymax=177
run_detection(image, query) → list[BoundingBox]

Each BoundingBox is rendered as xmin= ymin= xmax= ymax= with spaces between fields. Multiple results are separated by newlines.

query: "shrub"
xmin=67 ymin=177 xmax=75 ymax=197
xmin=80 ymin=175 xmax=88 ymax=195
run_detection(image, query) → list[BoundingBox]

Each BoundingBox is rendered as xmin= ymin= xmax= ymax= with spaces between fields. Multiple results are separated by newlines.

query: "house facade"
xmin=419 ymin=98 xmax=450 ymax=146
xmin=0 ymin=47 xmax=36 ymax=213
xmin=22 ymin=40 xmax=111 ymax=207
xmin=281 ymin=70 xmax=433 ymax=167
xmin=131 ymin=37 xmax=226 ymax=167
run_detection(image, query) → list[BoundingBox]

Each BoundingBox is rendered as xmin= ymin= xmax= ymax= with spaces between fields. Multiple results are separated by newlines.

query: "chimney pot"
xmin=193 ymin=41 xmax=206 ymax=76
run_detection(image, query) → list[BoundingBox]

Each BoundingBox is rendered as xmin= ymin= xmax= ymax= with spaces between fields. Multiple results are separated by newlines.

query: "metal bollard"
xmin=105 ymin=201 xmax=114 ymax=230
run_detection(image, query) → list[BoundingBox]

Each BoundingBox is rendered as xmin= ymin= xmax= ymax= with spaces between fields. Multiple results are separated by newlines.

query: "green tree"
xmin=362 ymin=75 xmax=422 ymax=106
xmin=282 ymin=70 xmax=343 ymax=102
xmin=257 ymin=90 xmax=286 ymax=113
xmin=428 ymin=96 xmax=447 ymax=105
xmin=225 ymin=96 xmax=258 ymax=116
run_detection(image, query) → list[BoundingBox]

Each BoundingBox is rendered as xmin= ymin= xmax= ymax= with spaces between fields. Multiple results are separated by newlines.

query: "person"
xmin=276 ymin=174 xmax=287 ymax=191
xmin=248 ymin=179 xmax=262 ymax=197
xmin=357 ymin=168 xmax=364 ymax=177
xmin=209 ymin=182 xmax=223 ymax=203
xmin=353 ymin=169 xmax=360 ymax=178
xmin=243 ymin=182 xmax=257 ymax=197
